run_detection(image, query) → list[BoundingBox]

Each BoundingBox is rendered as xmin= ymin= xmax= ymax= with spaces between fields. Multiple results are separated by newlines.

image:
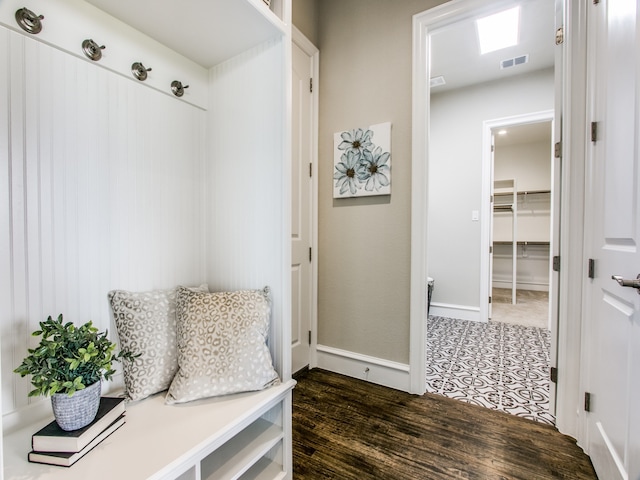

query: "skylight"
xmin=476 ymin=6 xmax=520 ymax=55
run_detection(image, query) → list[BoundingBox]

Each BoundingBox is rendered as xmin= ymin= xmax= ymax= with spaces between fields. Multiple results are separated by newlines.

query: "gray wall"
xmin=315 ymin=0 xmax=444 ymax=364
xmin=293 ymin=1 xmax=553 ymax=365
xmin=292 ymin=0 xmax=319 ymax=46
xmin=428 ymin=69 xmax=554 ymax=309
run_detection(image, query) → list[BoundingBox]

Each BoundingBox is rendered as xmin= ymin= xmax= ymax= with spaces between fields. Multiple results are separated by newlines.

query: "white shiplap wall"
xmin=207 ymin=37 xmax=290 ymax=379
xmin=0 ymin=27 xmax=206 ymax=415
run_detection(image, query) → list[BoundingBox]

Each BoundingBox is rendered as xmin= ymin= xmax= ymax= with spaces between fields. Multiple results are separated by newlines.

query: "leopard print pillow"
xmin=165 ymin=286 xmax=280 ymax=404
xmin=108 ymin=284 xmax=208 ymax=402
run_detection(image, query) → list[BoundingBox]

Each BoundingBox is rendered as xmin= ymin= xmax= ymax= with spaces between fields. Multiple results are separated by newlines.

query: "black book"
xmin=28 ymin=415 xmax=125 ymax=467
xmin=32 ymin=397 xmax=125 ymax=453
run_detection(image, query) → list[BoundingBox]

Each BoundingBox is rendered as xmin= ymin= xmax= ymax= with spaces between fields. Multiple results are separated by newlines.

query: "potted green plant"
xmin=14 ymin=314 xmax=136 ymax=431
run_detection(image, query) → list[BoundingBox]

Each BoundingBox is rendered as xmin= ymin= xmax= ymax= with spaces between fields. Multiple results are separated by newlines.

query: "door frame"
xmin=482 ymin=111 xmax=558 ymax=415
xmin=411 ymin=0 xmax=589 ymax=440
xmin=480 ymin=110 xmax=555 ymax=324
xmin=292 ymin=26 xmax=319 ymax=370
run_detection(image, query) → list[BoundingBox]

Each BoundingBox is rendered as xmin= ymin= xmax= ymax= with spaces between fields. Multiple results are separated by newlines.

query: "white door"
xmin=488 ymin=135 xmax=495 ymax=319
xmin=291 ymin=39 xmax=314 ymax=374
xmin=585 ymin=0 xmax=640 ymax=477
xmin=548 ymin=0 xmax=564 ymax=416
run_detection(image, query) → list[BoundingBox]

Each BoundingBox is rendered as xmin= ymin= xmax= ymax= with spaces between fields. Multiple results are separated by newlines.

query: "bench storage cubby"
xmin=4 ymin=381 xmax=295 ymax=479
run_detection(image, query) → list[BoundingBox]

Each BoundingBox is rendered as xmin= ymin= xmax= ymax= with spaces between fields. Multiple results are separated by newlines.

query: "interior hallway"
xmin=292 ymin=368 xmax=595 ymax=479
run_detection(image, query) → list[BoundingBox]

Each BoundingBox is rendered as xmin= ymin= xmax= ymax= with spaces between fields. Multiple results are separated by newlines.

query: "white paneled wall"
xmin=207 ymin=38 xmax=289 ymax=378
xmin=0 ymin=27 xmax=206 ymax=415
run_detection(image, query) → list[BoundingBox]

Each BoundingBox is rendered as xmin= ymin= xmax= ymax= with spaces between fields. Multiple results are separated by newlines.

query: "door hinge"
xmin=309 ymin=162 xmax=313 ymax=178
xmin=308 ymin=330 xmax=312 ymax=345
xmin=550 ymin=366 xmax=558 ymax=383
xmin=591 ymin=122 xmax=598 ymax=142
xmin=593 ymin=0 xmax=600 ymax=4
xmin=309 ymin=247 xmax=312 ymax=262
xmin=489 ymin=245 xmax=493 ymax=254
xmin=588 ymin=258 xmax=595 ymax=279
xmin=555 ymin=26 xmax=564 ymax=45
xmin=491 ymin=144 xmax=495 ymax=152
xmin=584 ymin=392 xmax=592 ymax=412
xmin=554 ymin=141 xmax=562 ymax=158
xmin=489 ymin=296 xmax=492 ymax=304
xmin=310 ymin=78 xmax=313 ymax=93
xmin=490 ymin=195 xmax=494 ymax=203
xmin=553 ymin=255 xmax=560 ymax=272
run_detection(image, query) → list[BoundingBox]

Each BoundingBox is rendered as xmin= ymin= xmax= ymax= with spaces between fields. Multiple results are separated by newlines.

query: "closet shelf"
xmin=494 ymin=189 xmax=551 ymax=197
xmin=84 ymin=0 xmax=286 ymax=68
xmin=493 ymin=240 xmax=550 ymax=246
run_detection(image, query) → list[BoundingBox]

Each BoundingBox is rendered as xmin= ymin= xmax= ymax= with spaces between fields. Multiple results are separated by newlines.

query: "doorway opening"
xmin=420 ymin=0 xmax=558 ymax=425
xmin=489 ymin=115 xmax=554 ymax=331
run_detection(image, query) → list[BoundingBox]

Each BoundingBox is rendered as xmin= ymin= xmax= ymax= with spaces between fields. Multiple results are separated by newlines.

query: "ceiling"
xmin=494 ymin=120 xmax=552 ymax=146
xmin=430 ymin=0 xmax=555 ymax=93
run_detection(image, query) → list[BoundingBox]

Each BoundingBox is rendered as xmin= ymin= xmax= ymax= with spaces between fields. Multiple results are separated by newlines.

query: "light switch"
xmin=472 ymin=210 xmax=479 ymax=221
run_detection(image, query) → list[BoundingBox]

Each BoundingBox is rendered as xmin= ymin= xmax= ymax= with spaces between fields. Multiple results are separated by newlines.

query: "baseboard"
xmin=315 ymin=345 xmax=410 ymax=392
xmin=2 ymin=398 xmax=52 ymax=436
xmin=3 ymin=374 xmax=125 ymax=435
xmin=429 ymin=303 xmax=482 ymax=322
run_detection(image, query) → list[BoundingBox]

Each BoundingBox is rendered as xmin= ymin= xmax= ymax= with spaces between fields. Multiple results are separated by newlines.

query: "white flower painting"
xmin=333 ymin=122 xmax=391 ymax=198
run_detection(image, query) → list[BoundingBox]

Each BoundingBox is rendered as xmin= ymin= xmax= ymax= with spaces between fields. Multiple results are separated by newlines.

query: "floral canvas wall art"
xmin=333 ymin=122 xmax=391 ymax=198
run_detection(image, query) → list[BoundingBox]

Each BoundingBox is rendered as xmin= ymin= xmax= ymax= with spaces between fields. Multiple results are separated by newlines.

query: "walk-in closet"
xmin=491 ymin=121 xmax=552 ymax=328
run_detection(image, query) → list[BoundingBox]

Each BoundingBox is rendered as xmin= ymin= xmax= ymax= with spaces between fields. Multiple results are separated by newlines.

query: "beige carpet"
xmin=491 ymin=288 xmax=549 ymax=329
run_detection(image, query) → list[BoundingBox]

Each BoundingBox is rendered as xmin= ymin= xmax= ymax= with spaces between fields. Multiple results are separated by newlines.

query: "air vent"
xmin=500 ymin=54 xmax=529 ymax=69
xmin=430 ymin=75 xmax=446 ymax=87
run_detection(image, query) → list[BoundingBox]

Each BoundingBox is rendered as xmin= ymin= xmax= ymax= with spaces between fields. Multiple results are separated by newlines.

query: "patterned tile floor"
xmin=426 ymin=316 xmax=556 ymax=425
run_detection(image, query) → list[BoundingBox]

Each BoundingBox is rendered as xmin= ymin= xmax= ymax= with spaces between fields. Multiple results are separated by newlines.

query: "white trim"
xmin=430 ymin=303 xmax=482 ymax=322
xmin=292 ymin=26 xmax=319 ymax=372
xmin=316 ymin=345 xmax=410 ymax=392
xmin=409 ymin=8 xmax=429 ymax=396
xmin=562 ymin=0 xmax=588 ymax=444
xmin=2 ymin=400 xmax=52 ymax=436
xmin=292 ymin=26 xmax=317 ymax=58
xmin=410 ymin=0 xmax=532 ymax=398
xmin=412 ymin=0 xmax=586 ymax=440
xmin=2 ymin=377 xmax=125 ymax=435
xmin=481 ymin=110 xmax=554 ymax=323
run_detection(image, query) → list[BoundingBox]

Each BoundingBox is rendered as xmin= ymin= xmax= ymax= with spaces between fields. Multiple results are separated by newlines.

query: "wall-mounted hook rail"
xmin=82 ymin=39 xmax=105 ymax=61
xmin=171 ymin=80 xmax=189 ymax=97
xmin=131 ymin=62 xmax=152 ymax=81
xmin=15 ymin=8 xmax=44 ymax=34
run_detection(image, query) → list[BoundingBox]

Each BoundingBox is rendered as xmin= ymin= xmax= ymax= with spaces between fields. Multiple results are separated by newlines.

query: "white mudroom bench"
xmin=3 ymin=380 xmax=296 ymax=480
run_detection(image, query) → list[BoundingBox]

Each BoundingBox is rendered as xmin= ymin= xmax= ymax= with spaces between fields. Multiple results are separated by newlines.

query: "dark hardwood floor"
xmin=292 ymin=369 xmax=598 ymax=480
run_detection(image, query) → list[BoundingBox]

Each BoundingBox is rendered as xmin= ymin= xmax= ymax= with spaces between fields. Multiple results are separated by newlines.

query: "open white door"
xmin=488 ymin=134 xmax=495 ymax=319
xmin=584 ymin=0 xmax=640 ymax=477
xmin=548 ymin=0 xmax=564 ymax=417
xmin=291 ymin=30 xmax=317 ymax=374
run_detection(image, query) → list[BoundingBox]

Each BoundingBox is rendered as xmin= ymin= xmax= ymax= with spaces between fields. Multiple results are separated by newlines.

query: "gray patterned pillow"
xmin=165 ymin=286 xmax=280 ymax=405
xmin=108 ymin=284 xmax=208 ymax=402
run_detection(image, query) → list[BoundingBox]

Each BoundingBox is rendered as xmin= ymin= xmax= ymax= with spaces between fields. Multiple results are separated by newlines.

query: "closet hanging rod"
xmin=494 ymin=189 xmax=551 ymax=197
xmin=493 ymin=240 xmax=550 ymax=246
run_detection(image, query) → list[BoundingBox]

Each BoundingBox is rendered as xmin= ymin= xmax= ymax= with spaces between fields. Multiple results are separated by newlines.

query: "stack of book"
xmin=28 ymin=397 xmax=126 ymax=467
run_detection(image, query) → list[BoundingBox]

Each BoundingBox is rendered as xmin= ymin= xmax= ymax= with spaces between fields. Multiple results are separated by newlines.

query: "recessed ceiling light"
xmin=476 ymin=6 xmax=520 ymax=55
xmin=498 ymin=129 xmax=508 ymax=135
